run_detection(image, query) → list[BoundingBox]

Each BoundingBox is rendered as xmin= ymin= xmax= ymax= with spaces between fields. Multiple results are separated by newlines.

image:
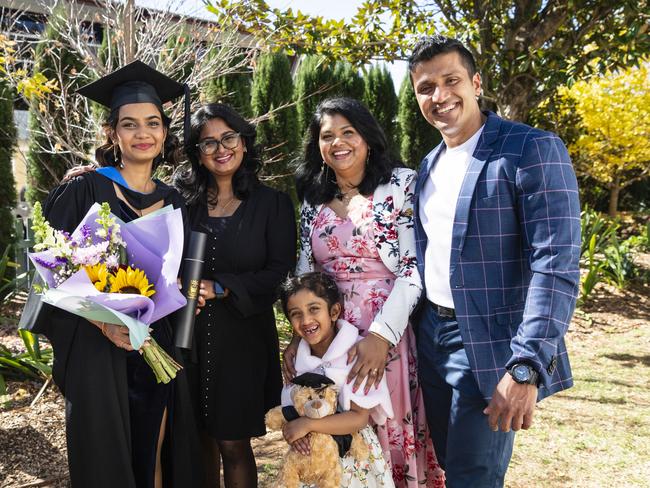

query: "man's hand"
xmin=483 ymin=373 xmax=537 ymax=432
xmin=346 ymin=333 xmax=390 ymax=394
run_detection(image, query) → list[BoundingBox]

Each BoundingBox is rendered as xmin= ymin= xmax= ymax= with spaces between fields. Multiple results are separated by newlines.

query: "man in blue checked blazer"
xmin=408 ymin=36 xmax=581 ymax=487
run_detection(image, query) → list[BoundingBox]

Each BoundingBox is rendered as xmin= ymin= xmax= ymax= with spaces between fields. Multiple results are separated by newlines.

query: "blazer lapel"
xmin=449 ymin=112 xmax=500 ymax=275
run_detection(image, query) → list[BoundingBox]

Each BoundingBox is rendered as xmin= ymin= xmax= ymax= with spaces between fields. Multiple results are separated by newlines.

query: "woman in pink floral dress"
xmin=284 ymin=98 xmax=445 ymax=487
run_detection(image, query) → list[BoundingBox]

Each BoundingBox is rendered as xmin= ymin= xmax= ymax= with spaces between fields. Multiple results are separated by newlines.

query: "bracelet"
xmin=368 ymin=331 xmax=392 ymax=347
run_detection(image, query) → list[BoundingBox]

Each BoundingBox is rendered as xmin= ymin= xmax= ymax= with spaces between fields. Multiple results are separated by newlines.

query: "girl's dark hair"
xmin=279 ymin=272 xmax=343 ymax=317
xmin=295 ymin=97 xmax=402 ymax=205
xmin=95 ymin=106 xmax=181 ymax=169
xmin=174 ymin=103 xmax=261 ymax=206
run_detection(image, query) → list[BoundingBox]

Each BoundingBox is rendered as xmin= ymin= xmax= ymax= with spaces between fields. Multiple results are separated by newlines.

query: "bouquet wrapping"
xmin=29 ymin=202 xmax=187 ymax=383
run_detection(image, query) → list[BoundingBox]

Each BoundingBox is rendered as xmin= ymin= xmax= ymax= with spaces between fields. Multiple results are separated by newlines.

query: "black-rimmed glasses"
xmin=196 ymin=133 xmax=241 ymax=155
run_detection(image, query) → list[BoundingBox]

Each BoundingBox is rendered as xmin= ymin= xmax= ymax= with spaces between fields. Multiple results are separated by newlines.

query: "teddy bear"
xmin=265 ymin=372 xmax=369 ymax=488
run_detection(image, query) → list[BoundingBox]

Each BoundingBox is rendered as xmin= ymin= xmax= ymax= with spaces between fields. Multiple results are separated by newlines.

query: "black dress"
xmin=33 ymin=172 xmax=202 ymax=488
xmin=186 ymin=184 xmax=296 ymax=440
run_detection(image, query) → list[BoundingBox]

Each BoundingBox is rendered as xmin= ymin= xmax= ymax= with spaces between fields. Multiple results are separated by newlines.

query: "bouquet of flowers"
xmin=29 ymin=201 xmax=187 ymax=383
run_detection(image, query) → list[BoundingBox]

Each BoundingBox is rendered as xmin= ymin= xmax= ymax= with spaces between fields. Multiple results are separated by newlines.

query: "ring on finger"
xmin=370 ymin=368 xmax=379 ymax=375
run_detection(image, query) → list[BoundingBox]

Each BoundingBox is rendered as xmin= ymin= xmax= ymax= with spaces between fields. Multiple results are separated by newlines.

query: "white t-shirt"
xmin=419 ymin=126 xmax=484 ymax=307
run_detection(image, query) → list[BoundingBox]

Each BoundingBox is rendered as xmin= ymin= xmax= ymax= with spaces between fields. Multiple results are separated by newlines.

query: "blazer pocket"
xmin=493 ymin=302 xmax=525 ymax=326
xmin=479 ymin=193 xmax=514 ymax=209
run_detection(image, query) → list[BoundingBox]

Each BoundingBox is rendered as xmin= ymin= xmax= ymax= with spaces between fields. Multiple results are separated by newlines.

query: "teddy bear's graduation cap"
xmin=291 ymin=372 xmax=335 ymax=388
xmin=76 ymin=60 xmax=191 ymax=146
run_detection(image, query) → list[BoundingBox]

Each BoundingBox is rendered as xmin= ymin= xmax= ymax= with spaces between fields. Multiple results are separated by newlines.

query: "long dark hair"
xmin=296 ymin=97 xmax=402 ymax=205
xmin=95 ymin=106 xmax=181 ymax=169
xmin=174 ymin=103 xmax=261 ymax=206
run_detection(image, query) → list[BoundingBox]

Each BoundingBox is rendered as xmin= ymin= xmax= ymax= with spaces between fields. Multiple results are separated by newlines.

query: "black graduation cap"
xmin=291 ymin=372 xmax=335 ymax=388
xmin=76 ymin=60 xmax=191 ymax=147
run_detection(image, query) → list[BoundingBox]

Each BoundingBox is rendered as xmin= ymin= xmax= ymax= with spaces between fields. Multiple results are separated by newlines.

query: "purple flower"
xmin=33 ymin=256 xmax=57 ymax=269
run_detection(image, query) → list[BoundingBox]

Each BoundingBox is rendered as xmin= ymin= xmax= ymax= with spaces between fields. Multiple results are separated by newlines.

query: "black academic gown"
xmin=33 ymin=172 xmax=202 ymax=488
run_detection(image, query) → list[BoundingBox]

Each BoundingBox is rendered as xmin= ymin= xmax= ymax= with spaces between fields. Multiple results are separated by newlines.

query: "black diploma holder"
xmin=174 ymin=231 xmax=207 ymax=349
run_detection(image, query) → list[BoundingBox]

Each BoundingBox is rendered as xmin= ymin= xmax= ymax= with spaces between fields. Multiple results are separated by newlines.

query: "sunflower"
xmin=85 ymin=263 xmax=109 ymax=292
xmin=109 ymin=266 xmax=155 ymax=297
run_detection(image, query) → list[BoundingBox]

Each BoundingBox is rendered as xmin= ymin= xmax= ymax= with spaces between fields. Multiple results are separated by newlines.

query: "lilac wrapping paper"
xmin=29 ymin=203 xmax=187 ymax=349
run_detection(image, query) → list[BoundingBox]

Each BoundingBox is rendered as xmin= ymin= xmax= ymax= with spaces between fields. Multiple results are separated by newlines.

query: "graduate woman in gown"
xmin=31 ymin=62 xmax=202 ymax=488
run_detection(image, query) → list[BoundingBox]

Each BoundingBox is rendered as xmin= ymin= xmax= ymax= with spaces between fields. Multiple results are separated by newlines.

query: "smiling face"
xmin=198 ymin=117 xmax=245 ymax=180
xmin=319 ymin=113 xmax=368 ymax=184
xmin=113 ymin=102 xmax=167 ymax=165
xmin=286 ymin=289 xmax=341 ymax=357
xmin=411 ymin=51 xmax=484 ymax=148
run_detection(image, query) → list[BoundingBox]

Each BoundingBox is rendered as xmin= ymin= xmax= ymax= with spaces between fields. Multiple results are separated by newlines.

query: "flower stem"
xmin=140 ymin=338 xmax=182 ymax=384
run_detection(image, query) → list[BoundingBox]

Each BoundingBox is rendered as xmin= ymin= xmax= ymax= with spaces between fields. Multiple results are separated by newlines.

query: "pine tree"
xmin=294 ymin=55 xmax=336 ymax=137
xmin=203 ymin=52 xmax=253 ymax=118
xmin=0 ymin=80 xmax=17 ymax=253
xmin=26 ymin=8 xmax=89 ymax=205
xmin=397 ymin=74 xmax=441 ymax=169
xmin=331 ymin=62 xmax=364 ymax=100
xmin=363 ymin=64 xmax=398 ymax=155
xmin=251 ymin=51 xmax=298 ymax=196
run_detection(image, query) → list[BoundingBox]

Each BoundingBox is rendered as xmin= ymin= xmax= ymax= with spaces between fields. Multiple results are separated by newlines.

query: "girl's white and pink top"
xmin=281 ymin=319 xmax=394 ymax=425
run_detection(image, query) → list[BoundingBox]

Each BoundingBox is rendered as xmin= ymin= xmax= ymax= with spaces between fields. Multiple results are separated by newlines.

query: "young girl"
xmin=279 ymin=272 xmax=395 ymax=487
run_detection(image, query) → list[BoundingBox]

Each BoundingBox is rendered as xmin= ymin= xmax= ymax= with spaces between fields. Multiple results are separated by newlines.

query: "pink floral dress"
xmin=312 ymin=196 xmax=445 ymax=488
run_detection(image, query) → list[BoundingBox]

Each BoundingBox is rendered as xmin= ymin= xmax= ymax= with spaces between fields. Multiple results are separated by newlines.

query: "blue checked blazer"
xmin=414 ymin=112 xmax=581 ymax=402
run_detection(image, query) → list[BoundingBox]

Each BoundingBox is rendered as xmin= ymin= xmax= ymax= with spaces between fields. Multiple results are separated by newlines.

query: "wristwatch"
xmin=507 ymin=363 xmax=539 ymax=385
xmin=213 ymin=280 xmax=225 ymax=299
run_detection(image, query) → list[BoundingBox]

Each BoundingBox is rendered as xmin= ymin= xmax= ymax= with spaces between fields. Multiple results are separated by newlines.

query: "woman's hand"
xmin=282 ymin=336 xmax=300 ymax=383
xmin=90 ymin=320 xmax=134 ymax=351
xmin=282 ymin=417 xmax=312 ymax=444
xmin=346 ymin=333 xmax=391 ymax=394
xmin=61 ymin=164 xmax=96 ymax=183
xmin=199 ymin=279 xmax=229 ymax=301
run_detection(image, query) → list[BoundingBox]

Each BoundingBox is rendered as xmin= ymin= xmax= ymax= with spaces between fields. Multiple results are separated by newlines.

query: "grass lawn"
xmin=506 ymin=284 xmax=650 ymax=487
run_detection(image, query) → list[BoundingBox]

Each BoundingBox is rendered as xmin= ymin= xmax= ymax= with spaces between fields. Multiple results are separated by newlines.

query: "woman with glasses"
xmin=174 ymin=103 xmax=296 ymax=488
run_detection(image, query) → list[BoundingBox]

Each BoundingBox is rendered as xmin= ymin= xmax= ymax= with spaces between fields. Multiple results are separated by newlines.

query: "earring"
xmin=320 ymin=160 xmax=331 ymax=183
xmin=161 ymin=144 xmax=166 ymax=161
xmin=366 ymin=147 xmax=371 ymax=167
xmin=113 ymin=143 xmax=122 ymax=167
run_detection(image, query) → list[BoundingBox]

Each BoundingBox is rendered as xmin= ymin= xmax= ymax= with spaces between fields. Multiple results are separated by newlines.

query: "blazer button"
xmin=547 ymin=355 xmax=557 ymax=375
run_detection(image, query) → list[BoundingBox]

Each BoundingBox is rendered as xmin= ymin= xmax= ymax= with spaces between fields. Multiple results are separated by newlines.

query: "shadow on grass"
xmin=561 ymin=394 xmax=644 ymax=405
xmin=579 ymin=377 xmax=640 ymax=388
xmin=601 ymin=353 xmax=650 ymax=368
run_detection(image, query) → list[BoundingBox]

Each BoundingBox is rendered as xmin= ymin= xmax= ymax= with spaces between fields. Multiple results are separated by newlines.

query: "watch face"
xmin=513 ymin=365 xmax=531 ymax=382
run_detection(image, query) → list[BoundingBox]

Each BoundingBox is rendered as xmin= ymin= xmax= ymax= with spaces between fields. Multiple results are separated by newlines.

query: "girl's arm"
xmin=282 ymin=402 xmax=369 ymax=444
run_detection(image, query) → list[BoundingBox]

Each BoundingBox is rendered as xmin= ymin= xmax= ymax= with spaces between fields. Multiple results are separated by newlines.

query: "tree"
xmin=560 ymin=63 xmax=650 ymax=216
xmin=209 ymin=0 xmax=650 ymax=122
xmin=0 ymin=80 xmax=17 ymax=252
xmin=251 ymin=51 xmax=298 ymax=196
xmin=331 ymin=62 xmax=364 ymax=100
xmin=397 ymin=74 xmax=441 ymax=168
xmin=363 ymin=64 xmax=398 ymax=154
xmin=25 ymin=6 xmax=90 ymax=205
xmin=202 ymin=51 xmax=253 ymax=117
xmin=293 ymin=55 xmax=336 ymax=136
xmin=1 ymin=1 xmax=252 ymax=191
